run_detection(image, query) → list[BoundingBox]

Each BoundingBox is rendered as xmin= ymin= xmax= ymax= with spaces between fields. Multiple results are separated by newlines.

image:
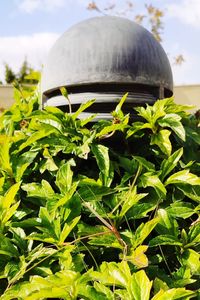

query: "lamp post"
xmin=42 ymin=16 xmax=173 ymax=120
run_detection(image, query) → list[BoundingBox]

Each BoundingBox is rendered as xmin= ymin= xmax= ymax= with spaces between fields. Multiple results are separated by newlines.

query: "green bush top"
xmin=0 ymin=88 xmax=199 ymax=299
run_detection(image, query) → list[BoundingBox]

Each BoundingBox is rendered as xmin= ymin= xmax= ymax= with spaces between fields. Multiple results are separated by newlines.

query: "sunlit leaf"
xmin=139 ymin=172 xmax=166 ymax=197
xmin=72 ymin=99 xmax=96 ymax=119
xmin=126 ymin=245 xmax=148 ymax=268
xmin=130 ymin=269 xmax=152 ymax=300
xmin=158 ymin=113 xmax=185 ymax=141
xmin=151 ymin=129 xmax=172 ymax=156
xmin=160 ymin=148 xmax=183 ymax=180
xmin=133 ymin=217 xmax=160 ymax=248
xmin=152 ymin=288 xmax=196 ymax=300
xmin=91 ymin=144 xmax=113 ymax=187
xmin=156 ymin=209 xmax=179 ymax=237
xmin=165 ymin=169 xmax=200 ymax=186
xmin=149 ymin=235 xmax=182 ymax=247
xmin=56 ymin=161 xmax=74 ymax=194
xmin=0 ymin=182 xmax=21 ymax=210
xmin=182 ymin=249 xmax=200 ymax=275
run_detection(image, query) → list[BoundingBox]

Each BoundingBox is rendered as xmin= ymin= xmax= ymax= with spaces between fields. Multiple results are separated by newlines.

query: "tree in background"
xmin=87 ymin=1 xmax=184 ymax=65
xmin=4 ymin=58 xmax=39 ymax=85
xmin=4 ymin=64 xmax=16 ymax=84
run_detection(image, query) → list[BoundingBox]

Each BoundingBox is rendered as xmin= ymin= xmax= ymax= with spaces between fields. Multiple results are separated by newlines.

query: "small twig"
xmin=158 ymin=245 xmax=172 ymax=275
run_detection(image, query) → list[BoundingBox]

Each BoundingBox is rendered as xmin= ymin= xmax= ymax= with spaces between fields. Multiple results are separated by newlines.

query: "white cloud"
xmin=0 ymin=32 xmax=59 ymax=82
xmin=167 ymin=0 xmax=200 ymax=28
xmin=17 ymin=0 xmax=88 ymax=13
xmin=18 ymin=0 xmax=66 ymax=13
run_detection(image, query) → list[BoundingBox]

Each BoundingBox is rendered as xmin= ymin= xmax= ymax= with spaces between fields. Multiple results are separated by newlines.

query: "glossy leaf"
xmin=130 ymin=269 xmax=152 ymax=300
xmin=59 ymin=216 xmax=80 ymax=244
xmin=15 ymin=125 xmax=59 ymax=153
xmin=140 ymin=172 xmax=166 ymax=197
xmin=72 ymin=99 xmax=96 ymax=119
xmin=133 ymin=217 xmax=160 ymax=248
xmin=160 ymin=148 xmax=183 ymax=180
xmin=182 ymin=249 xmax=200 ymax=275
xmin=119 ymin=186 xmax=148 ymax=218
xmin=56 ymin=161 xmax=74 ymax=194
xmin=167 ymin=202 xmax=195 ymax=219
xmin=126 ymin=245 xmax=149 ymax=268
xmin=176 ymin=184 xmax=200 ymax=202
xmin=151 ymin=129 xmax=172 ymax=156
xmin=158 ymin=113 xmax=185 ymax=141
xmin=149 ymin=235 xmax=182 ymax=247
xmin=0 ymin=182 xmax=20 ymax=210
xmin=0 ymin=135 xmax=12 ymax=175
xmin=165 ymin=169 xmax=200 ymax=186
xmin=152 ymin=288 xmax=195 ymax=300
xmin=156 ymin=209 xmax=179 ymax=236
xmin=91 ymin=144 xmax=113 ymax=187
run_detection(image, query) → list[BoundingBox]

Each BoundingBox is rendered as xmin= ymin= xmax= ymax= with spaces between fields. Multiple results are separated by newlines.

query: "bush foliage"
xmin=0 ymin=88 xmax=199 ymax=299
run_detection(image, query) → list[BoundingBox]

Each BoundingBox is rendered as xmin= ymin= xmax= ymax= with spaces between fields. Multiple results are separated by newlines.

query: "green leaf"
xmin=0 ymin=234 xmax=19 ymax=257
xmin=130 ymin=270 xmax=152 ymax=300
xmin=188 ymin=222 xmax=200 ymax=245
xmin=167 ymin=202 xmax=195 ymax=219
xmin=134 ymin=156 xmax=155 ymax=171
xmin=2 ymin=201 xmax=20 ymax=225
xmin=72 ymin=99 xmax=96 ymax=119
xmin=96 ymin=123 xmax=127 ymax=138
xmin=0 ymin=135 xmax=12 ymax=175
xmin=133 ymin=217 xmax=160 ymax=248
xmin=29 ymin=114 xmax=63 ymax=132
xmin=91 ymin=144 xmax=113 ymax=187
xmin=127 ymin=122 xmax=152 ymax=138
xmin=160 ymin=148 xmax=183 ymax=180
xmin=125 ymin=245 xmax=149 ymax=268
xmin=56 ymin=161 xmax=74 ymax=194
xmin=158 ymin=113 xmax=185 ymax=141
xmin=0 ymin=182 xmax=21 ymax=210
xmin=153 ymin=278 xmax=169 ymax=294
xmin=51 ymin=182 xmax=78 ymax=212
xmin=151 ymin=129 xmax=172 ymax=156
xmin=165 ymin=169 xmax=200 ymax=186
xmin=127 ymin=201 xmax=157 ymax=220
xmin=152 ymin=288 xmax=195 ymax=300
xmin=92 ymin=261 xmax=130 ymax=287
xmin=112 ymin=92 xmax=128 ymax=119
xmin=12 ymin=151 xmax=38 ymax=182
xmin=76 ymin=189 xmax=114 ymax=213
xmin=88 ymin=233 xmax=122 ymax=249
xmin=139 ymin=172 xmax=166 ymax=197
xmin=119 ymin=186 xmax=147 ymax=218
xmin=135 ymin=105 xmax=154 ymax=125
xmin=94 ymin=282 xmax=115 ymax=300
xmin=182 ymin=249 xmax=200 ymax=275
xmin=149 ymin=235 xmax=182 ymax=247
xmin=176 ymin=184 xmax=200 ymax=202
xmin=156 ymin=209 xmax=179 ymax=236
xmin=22 ymin=180 xmax=55 ymax=201
xmin=59 ymin=216 xmax=80 ymax=244
xmin=39 ymin=207 xmax=53 ymax=226
xmin=78 ymin=283 xmax=108 ymax=300
xmin=15 ymin=125 xmax=58 ymax=153
xmin=45 ymin=106 xmax=65 ymax=118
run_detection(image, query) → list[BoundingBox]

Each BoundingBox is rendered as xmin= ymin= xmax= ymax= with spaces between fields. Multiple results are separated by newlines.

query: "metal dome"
xmin=42 ymin=16 xmax=173 ymax=118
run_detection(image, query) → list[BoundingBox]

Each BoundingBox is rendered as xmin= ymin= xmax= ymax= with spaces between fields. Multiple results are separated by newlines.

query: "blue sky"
xmin=0 ymin=0 xmax=200 ymax=85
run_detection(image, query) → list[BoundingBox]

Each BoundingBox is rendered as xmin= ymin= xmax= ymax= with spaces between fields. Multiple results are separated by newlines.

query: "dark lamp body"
xmin=42 ymin=16 xmax=173 ymax=119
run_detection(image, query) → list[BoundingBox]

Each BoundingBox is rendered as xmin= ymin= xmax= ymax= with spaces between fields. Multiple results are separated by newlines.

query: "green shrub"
xmin=0 ymin=88 xmax=199 ymax=299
